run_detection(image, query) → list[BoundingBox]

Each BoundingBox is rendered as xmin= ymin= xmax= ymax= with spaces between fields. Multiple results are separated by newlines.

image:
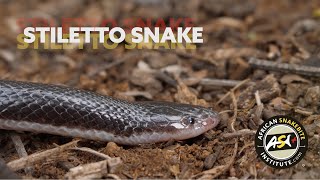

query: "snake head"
xmin=141 ymin=102 xmax=220 ymax=142
xmin=166 ymin=105 xmax=220 ymax=140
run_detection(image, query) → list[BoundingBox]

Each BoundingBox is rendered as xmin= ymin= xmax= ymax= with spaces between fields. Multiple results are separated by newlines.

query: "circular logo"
xmin=255 ymin=115 xmax=308 ymax=169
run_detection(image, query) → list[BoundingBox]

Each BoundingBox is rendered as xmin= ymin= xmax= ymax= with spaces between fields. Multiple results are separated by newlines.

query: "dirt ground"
xmin=0 ymin=0 xmax=319 ymax=179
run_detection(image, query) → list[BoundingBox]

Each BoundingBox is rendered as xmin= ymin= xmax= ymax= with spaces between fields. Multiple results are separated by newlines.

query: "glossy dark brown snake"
xmin=0 ymin=80 xmax=219 ymax=145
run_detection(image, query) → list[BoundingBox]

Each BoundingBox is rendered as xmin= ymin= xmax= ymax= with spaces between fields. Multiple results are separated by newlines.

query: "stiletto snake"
xmin=0 ymin=80 xmax=219 ymax=145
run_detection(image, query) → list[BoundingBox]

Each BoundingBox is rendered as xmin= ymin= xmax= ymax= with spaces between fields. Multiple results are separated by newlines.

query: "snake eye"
xmin=181 ymin=116 xmax=196 ymax=126
xmin=188 ymin=116 xmax=195 ymax=124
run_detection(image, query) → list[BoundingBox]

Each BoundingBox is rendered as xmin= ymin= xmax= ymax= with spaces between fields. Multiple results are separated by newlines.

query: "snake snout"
xmin=199 ymin=110 xmax=220 ymax=131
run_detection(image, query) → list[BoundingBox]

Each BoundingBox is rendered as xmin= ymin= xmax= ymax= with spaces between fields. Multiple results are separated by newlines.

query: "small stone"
xmin=286 ymin=83 xmax=308 ymax=103
xmin=145 ymin=52 xmax=178 ymax=69
xmin=204 ymin=153 xmax=216 ymax=169
xmin=304 ymin=86 xmax=320 ymax=105
xmin=203 ymin=147 xmax=221 ymax=170
xmin=105 ymin=142 xmax=121 ymax=154
xmin=130 ymin=69 xmax=163 ymax=95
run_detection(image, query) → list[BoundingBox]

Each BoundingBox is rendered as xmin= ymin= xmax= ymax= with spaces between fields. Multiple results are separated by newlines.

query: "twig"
xmin=9 ymin=133 xmax=28 ymax=159
xmin=200 ymin=78 xmax=242 ymax=87
xmin=229 ymin=91 xmax=238 ymax=132
xmin=9 ymin=133 xmax=33 ymax=175
xmin=289 ymin=36 xmax=310 ymax=59
xmin=118 ymin=91 xmax=153 ymax=99
xmin=218 ymin=110 xmax=233 ymax=114
xmin=221 ymin=129 xmax=256 ymax=139
xmin=106 ymin=173 xmax=122 ymax=180
xmin=238 ymin=142 xmax=255 ymax=155
xmin=254 ymin=91 xmax=264 ymax=125
xmin=107 ymin=157 xmax=123 ymax=174
xmin=71 ymin=147 xmax=111 ymax=160
xmin=7 ymin=140 xmax=79 ymax=171
xmin=153 ymin=71 xmax=177 ymax=87
xmin=255 ymin=91 xmax=262 ymax=106
xmin=249 ymin=57 xmax=320 ymax=77
xmin=65 ymin=160 xmax=109 ymax=179
xmin=65 ymin=158 xmax=122 ymax=179
xmin=294 ymin=108 xmax=313 ymax=116
xmin=216 ymin=79 xmax=250 ymax=105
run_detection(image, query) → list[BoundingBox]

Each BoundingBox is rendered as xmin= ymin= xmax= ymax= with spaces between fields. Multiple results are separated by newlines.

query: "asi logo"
xmin=255 ymin=115 xmax=308 ymax=168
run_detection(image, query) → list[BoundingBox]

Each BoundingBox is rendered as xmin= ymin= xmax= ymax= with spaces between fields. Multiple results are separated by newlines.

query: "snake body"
xmin=0 ymin=80 xmax=219 ymax=145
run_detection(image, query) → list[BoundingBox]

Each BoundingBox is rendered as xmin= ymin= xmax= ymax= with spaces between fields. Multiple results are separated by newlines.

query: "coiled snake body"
xmin=0 ymin=80 xmax=219 ymax=145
